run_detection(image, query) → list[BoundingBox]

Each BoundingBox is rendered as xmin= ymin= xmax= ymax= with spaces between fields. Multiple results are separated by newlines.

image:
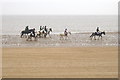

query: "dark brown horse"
xmin=20 ymin=29 xmax=35 ymax=38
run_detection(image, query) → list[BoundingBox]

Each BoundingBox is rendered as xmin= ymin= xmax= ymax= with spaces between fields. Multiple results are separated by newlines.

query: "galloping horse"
xmin=20 ymin=29 xmax=35 ymax=38
xmin=90 ymin=31 xmax=105 ymax=40
xmin=36 ymin=28 xmax=52 ymax=38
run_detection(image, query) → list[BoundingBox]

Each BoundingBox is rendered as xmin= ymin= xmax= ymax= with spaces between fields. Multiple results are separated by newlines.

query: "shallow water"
xmin=2 ymin=33 xmax=118 ymax=47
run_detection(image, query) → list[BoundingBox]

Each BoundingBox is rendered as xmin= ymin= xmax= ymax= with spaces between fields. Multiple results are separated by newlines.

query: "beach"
xmin=1 ymin=15 xmax=118 ymax=78
xmin=2 ymin=32 xmax=118 ymax=78
xmin=2 ymin=47 xmax=118 ymax=78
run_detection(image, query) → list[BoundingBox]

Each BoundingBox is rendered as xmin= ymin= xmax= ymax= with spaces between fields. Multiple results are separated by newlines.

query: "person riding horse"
xmin=90 ymin=27 xmax=105 ymax=40
xmin=44 ymin=26 xmax=48 ymax=33
xmin=21 ymin=26 xmax=35 ymax=38
xmin=40 ymin=26 xmax=43 ymax=31
xmin=96 ymin=27 xmax=99 ymax=32
xmin=32 ymin=28 xmax=35 ymax=37
xmin=64 ymin=29 xmax=68 ymax=36
xmin=60 ymin=28 xmax=71 ymax=40
xmin=25 ymin=26 xmax=29 ymax=31
xmin=96 ymin=27 xmax=100 ymax=34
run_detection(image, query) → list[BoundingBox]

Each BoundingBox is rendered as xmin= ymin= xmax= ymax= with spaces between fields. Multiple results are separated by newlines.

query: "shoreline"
xmin=0 ymin=31 xmax=119 ymax=36
xmin=1 ymin=32 xmax=118 ymax=48
xmin=2 ymin=45 xmax=118 ymax=48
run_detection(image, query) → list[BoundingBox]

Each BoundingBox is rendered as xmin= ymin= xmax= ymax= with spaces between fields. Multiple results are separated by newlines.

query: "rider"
xmin=64 ymin=28 xmax=68 ymax=36
xmin=96 ymin=27 xmax=100 ymax=34
xmin=40 ymin=26 xmax=42 ymax=31
xmin=44 ymin=26 xmax=47 ymax=33
xmin=25 ymin=26 xmax=29 ymax=31
xmin=32 ymin=28 xmax=35 ymax=36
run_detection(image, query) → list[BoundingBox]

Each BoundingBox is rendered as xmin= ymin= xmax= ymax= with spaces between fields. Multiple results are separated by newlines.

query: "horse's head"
xmin=68 ymin=32 xmax=71 ymax=35
xmin=102 ymin=31 xmax=105 ymax=35
xmin=49 ymin=28 xmax=52 ymax=32
xmin=33 ymin=28 xmax=35 ymax=31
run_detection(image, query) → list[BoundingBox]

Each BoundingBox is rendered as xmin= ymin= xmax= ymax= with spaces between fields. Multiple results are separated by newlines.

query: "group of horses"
xmin=20 ymin=28 xmax=52 ymax=41
xmin=20 ymin=27 xmax=106 ymax=41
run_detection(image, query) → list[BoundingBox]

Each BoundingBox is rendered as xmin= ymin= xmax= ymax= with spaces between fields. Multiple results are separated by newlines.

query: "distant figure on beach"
xmin=64 ymin=29 xmax=68 ymax=36
xmin=60 ymin=28 xmax=71 ymax=40
xmin=25 ymin=26 xmax=29 ymax=31
xmin=40 ymin=26 xmax=42 ymax=31
xmin=32 ymin=28 xmax=36 ymax=36
xmin=44 ymin=26 xmax=48 ymax=33
xmin=96 ymin=27 xmax=99 ymax=32
xmin=90 ymin=27 xmax=105 ymax=40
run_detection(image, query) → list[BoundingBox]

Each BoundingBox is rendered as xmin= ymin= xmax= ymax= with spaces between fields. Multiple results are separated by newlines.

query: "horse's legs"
xmin=100 ymin=36 xmax=102 ymax=40
xmin=30 ymin=36 xmax=32 ymax=41
xmin=26 ymin=36 xmax=29 ymax=41
xmin=49 ymin=34 xmax=51 ymax=38
xmin=60 ymin=36 xmax=62 ymax=40
xmin=44 ymin=33 xmax=47 ymax=38
xmin=25 ymin=34 xmax=27 ymax=38
xmin=26 ymin=36 xmax=31 ymax=41
xmin=90 ymin=35 xmax=93 ymax=40
xmin=60 ymin=36 xmax=64 ymax=40
xmin=39 ymin=34 xmax=41 ymax=38
xmin=65 ymin=36 xmax=67 ymax=40
xmin=98 ymin=36 xmax=100 ymax=40
xmin=34 ymin=36 xmax=37 ymax=41
xmin=38 ymin=33 xmax=41 ymax=38
xmin=21 ymin=33 xmax=23 ymax=38
xmin=94 ymin=36 xmax=96 ymax=40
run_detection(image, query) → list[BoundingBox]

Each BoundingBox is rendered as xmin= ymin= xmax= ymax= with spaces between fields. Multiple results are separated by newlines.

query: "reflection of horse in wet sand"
xmin=36 ymin=28 xmax=52 ymax=38
xmin=60 ymin=32 xmax=71 ymax=40
xmin=90 ymin=31 xmax=105 ymax=40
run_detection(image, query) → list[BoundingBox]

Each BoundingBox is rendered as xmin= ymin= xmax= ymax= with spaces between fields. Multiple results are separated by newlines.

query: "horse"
xmin=36 ymin=30 xmax=45 ymax=38
xmin=47 ymin=28 xmax=52 ymax=38
xmin=60 ymin=32 xmax=71 ymax=40
xmin=90 ymin=31 xmax=105 ymax=40
xmin=36 ymin=28 xmax=52 ymax=38
xmin=26 ymin=32 xmax=37 ymax=41
xmin=20 ymin=29 xmax=35 ymax=38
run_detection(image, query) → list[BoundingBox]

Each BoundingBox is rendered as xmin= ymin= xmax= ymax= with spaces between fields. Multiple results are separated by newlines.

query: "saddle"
xmin=95 ymin=32 xmax=100 ymax=35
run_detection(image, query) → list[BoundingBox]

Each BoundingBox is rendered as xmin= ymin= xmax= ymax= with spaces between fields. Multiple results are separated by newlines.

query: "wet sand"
xmin=2 ymin=32 xmax=118 ymax=47
xmin=2 ymin=47 xmax=118 ymax=78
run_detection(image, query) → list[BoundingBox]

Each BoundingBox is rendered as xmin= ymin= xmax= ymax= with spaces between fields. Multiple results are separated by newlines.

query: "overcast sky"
xmin=1 ymin=0 xmax=120 ymax=15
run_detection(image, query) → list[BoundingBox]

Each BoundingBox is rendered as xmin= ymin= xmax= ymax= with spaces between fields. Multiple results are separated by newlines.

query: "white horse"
xmin=26 ymin=32 xmax=37 ymax=41
xmin=60 ymin=32 xmax=71 ymax=40
xmin=36 ymin=28 xmax=52 ymax=38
